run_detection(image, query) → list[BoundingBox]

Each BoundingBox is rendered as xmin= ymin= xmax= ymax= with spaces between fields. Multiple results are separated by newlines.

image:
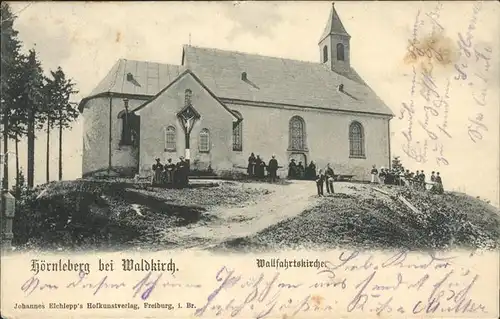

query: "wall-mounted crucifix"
xmin=177 ymin=89 xmax=200 ymax=163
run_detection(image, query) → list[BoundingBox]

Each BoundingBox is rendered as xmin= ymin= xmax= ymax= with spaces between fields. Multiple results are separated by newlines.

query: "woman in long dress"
xmin=435 ymin=172 xmax=444 ymax=194
xmin=151 ymin=158 xmax=164 ymax=186
xmin=370 ymin=165 xmax=379 ymax=184
xmin=247 ymin=153 xmax=256 ymax=177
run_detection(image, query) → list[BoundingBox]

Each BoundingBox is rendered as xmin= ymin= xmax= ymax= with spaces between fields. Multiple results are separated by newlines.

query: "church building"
xmin=79 ymin=4 xmax=394 ymax=180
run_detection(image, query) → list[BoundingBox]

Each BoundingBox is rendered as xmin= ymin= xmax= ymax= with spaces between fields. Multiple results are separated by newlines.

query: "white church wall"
xmin=81 ymin=97 xmax=111 ymax=176
xmin=81 ymin=96 xmax=147 ymax=177
xmin=227 ymin=102 xmax=391 ymax=180
xmin=138 ymin=73 xmax=234 ymax=176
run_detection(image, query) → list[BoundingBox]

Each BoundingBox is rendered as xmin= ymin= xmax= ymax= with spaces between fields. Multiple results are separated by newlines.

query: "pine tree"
xmin=49 ymin=67 xmax=78 ymax=181
xmin=23 ymin=49 xmax=46 ymax=188
xmin=43 ymin=73 xmax=58 ymax=183
xmin=8 ymin=54 xmax=28 ymax=185
xmin=1 ymin=2 xmax=23 ymax=191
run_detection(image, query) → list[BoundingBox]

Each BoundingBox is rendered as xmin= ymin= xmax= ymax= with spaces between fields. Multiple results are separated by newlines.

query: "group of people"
xmin=149 ymin=153 xmax=446 ymax=195
xmin=370 ymin=165 xmax=444 ymax=194
xmin=315 ymin=163 xmax=336 ymax=196
xmin=247 ymin=153 xmax=279 ymax=182
xmin=287 ymin=159 xmax=318 ymax=180
xmin=151 ymin=157 xmax=189 ymax=188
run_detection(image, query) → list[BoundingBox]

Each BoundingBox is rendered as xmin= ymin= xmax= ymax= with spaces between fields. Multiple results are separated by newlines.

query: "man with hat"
xmin=268 ymin=155 xmax=279 ymax=183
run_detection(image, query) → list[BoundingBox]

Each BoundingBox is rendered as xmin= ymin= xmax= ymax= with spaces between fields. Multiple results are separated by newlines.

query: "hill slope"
xmin=10 ymin=180 xmax=500 ymax=252
xmin=215 ymin=184 xmax=500 ymax=251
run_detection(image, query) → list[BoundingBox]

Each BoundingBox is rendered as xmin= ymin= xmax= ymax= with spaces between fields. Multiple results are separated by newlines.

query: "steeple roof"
xmin=319 ymin=2 xmax=350 ymax=43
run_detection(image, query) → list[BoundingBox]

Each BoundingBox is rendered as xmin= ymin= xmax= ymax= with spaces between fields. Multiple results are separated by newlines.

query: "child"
xmin=316 ymin=169 xmax=325 ymax=196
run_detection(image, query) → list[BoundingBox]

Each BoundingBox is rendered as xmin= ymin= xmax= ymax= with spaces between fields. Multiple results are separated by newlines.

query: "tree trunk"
xmin=2 ymin=106 xmax=8 ymax=225
xmin=15 ymin=134 xmax=19 ymax=185
xmin=46 ymin=119 xmax=50 ymax=183
xmin=58 ymin=119 xmax=63 ymax=180
xmin=27 ymin=107 xmax=35 ymax=188
xmin=2 ymin=109 xmax=8 ymax=191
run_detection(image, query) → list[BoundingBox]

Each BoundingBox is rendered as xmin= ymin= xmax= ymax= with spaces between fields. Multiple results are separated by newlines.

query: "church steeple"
xmin=318 ymin=3 xmax=351 ymax=74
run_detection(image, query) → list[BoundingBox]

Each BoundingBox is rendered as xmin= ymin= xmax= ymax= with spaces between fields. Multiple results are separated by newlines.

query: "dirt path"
xmin=159 ymin=180 xmax=319 ymax=249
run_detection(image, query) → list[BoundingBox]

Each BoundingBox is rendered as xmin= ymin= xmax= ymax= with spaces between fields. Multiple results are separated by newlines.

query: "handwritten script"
xmin=13 ymin=250 xmax=495 ymax=318
xmin=453 ymin=1 xmax=492 ymax=144
xmin=401 ymin=3 xmax=453 ymax=166
xmin=400 ymin=2 xmax=494 ymax=166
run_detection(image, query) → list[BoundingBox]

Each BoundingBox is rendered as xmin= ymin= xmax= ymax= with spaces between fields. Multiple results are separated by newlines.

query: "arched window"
xmin=199 ymin=128 xmax=210 ymax=153
xmin=323 ymin=45 xmax=328 ymax=63
xmin=165 ymin=126 xmax=176 ymax=151
xmin=337 ymin=43 xmax=345 ymax=61
xmin=185 ymin=89 xmax=192 ymax=106
xmin=289 ymin=116 xmax=306 ymax=151
xmin=232 ymin=110 xmax=243 ymax=151
xmin=349 ymin=121 xmax=365 ymax=158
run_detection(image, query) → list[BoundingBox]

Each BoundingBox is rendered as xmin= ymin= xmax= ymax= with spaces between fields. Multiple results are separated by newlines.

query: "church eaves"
xmin=78 ymin=59 xmax=184 ymax=112
xmin=318 ymin=2 xmax=350 ymax=43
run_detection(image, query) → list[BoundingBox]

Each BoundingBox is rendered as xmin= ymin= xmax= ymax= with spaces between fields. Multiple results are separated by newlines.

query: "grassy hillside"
xmin=10 ymin=179 xmax=500 ymax=252
xmin=12 ymin=179 xmax=270 ymax=251
xmin=217 ymin=185 xmax=500 ymax=251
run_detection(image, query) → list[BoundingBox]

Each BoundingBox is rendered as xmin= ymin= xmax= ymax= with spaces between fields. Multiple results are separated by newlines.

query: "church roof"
xmin=319 ymin=3 xmax=350 ymax=42
xmin=89 ymin=59 xmax=185 ymax=97
xmin=182 ymin=45 xmax=393 ymax=116
xmin=81 ymin=47 xmax=393 ymax=117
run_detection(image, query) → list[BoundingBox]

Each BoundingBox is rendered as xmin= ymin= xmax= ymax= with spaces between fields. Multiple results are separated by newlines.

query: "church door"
xmin=289 ymin=152 xmax=307 ymax=166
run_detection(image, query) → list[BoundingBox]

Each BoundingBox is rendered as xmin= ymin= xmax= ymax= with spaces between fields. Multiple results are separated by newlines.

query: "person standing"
xmin=409 ymin=171 xmax=415 ymax=188
xmin=325 ymin=163 xmax=335 ymax=194
xmin=151 ymin=158 xmax=163 ymax=186
xmin=435 ymin=172 xmax=444 ymax=194
xmin=420 ymin=170 xmax=426 ymax=190
xmin=254 ymin=155 xmax=262 ymax=179
xmin=258 ymin=156 xmax=266 ymax=179
xmin=316 ymin=169 xmax=325 ymax=196
xmin=379 ymin=168 xmax=386 ymax=184
xmin=288 ymin=159 xmax=297 ymax=179
xmin=297 ymin=161 xmax=305 ymax=179
xmin=165 ymin=158 xmax=176 ymax=186
xmin=268 ymin=155 xmax=278 ymax=183
xmin=247 ymin=153 xmax=256 ymax=177
xmin=430 ymin=171 xmax=436 ymax=182
xmin=175 ymin=156 xmax=187 ymax=188
xmin=371 ymin=165 xmax=379 ymax=184
xmin=307 ymin=161 xmax=316 ymax=180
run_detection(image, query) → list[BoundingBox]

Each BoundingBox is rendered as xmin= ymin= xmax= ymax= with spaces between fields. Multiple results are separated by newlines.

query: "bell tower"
xmin=318 ymin=2 xmax=351 ymax=74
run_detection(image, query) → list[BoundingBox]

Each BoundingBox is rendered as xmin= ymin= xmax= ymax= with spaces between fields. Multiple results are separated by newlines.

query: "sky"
xmin=3 ymin=1 xmax=499 ymax=206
